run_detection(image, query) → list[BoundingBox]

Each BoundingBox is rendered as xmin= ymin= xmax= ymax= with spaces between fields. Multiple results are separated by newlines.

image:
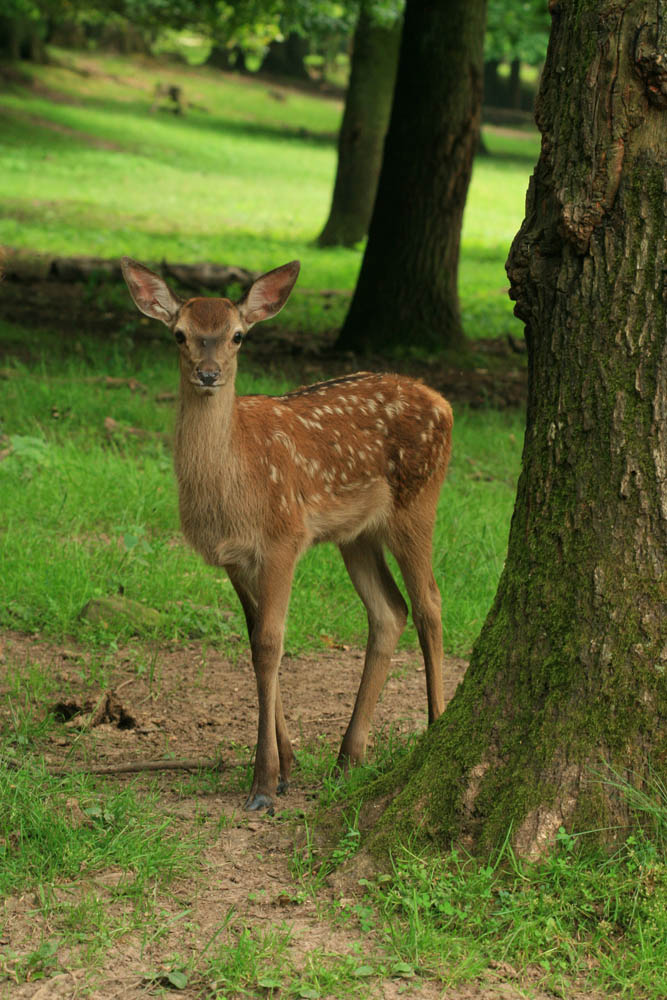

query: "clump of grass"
xmin=153 ymin=915 xmax=372 ymax=998
xmin=360 ymin=823 xmax=667 ymax=997
xmin=0 ymin=762 xmax=198 ymax=896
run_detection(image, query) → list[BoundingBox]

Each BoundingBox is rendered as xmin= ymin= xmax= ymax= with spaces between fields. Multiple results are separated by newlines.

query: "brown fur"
xmin=121 ymin=257 xmax=453 ymax=812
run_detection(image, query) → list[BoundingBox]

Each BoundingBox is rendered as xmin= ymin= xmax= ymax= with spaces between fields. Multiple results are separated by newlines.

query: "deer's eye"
xmin=174 ymin=330 xmax=186 ymax=344
xmin=232 ymin=331 xmax=243 ymax=345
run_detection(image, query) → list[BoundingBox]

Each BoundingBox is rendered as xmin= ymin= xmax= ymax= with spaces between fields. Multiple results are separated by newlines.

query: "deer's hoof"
xmin=277 ymin=779 xmax=290 ymax=796
xmin=245 ymin=792 xmax=275 ymax=815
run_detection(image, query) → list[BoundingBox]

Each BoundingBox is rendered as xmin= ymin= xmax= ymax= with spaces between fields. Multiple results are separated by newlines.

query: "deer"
xmin=121 ymin=257 xmax=453 ymax=813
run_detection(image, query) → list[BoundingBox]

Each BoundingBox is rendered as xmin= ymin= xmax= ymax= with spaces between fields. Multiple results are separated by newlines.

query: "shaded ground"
xmin=0 ymin=629 xmax=604 ymax=1000
xmin=0 ymin=277 xmax=528 ymax=410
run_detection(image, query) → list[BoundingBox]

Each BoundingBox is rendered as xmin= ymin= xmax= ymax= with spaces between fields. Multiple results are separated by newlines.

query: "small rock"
xmin=80 ymin=595 xmax=162 ymax=633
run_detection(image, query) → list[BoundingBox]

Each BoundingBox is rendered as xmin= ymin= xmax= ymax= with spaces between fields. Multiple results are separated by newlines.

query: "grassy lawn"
xmin=0 ymin=47 xmax=538 ymax=338
xmin=0 ymin=320 xmax=522 ymax=656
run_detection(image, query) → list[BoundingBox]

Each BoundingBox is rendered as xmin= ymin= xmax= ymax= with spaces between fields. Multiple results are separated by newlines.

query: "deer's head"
xmin=121 ymin=258 xmax=300 ymax=395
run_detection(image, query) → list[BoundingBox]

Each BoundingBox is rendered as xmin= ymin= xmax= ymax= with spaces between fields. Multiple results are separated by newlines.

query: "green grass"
xmin=0 ymin=764 xmax=195 ymax=896
xmin=363 ymin=830 xmax=667 ymax=997
xmin=0 ymin=325 xmax=522 ymax=656
xmin=0 ymin=47 xmax=538 ymax=340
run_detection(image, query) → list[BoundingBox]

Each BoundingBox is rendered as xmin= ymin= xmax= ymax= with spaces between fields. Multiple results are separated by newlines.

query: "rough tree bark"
xmin=317 ymin=2 xmax=401 ymax=247
xmin=335 ymin=0 xmax=486 ymax=354
xmin=368 ymin=0 xmax=667 ymax=857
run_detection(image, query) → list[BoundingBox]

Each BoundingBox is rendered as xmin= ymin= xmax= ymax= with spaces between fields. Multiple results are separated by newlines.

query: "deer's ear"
xmin=121 ymin=257 xmax=183 ymax=326
xmin=238 ymin=260 xmax=300 ymax=328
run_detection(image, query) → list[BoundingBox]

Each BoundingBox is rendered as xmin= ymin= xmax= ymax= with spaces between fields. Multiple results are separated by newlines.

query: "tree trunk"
xmin=0 ymin=17 xmax=22 ymax=60
xmin=317 ymin=3 xmax=401 ymax=248
xmin=207 ymin=44 xmax=234 ymax=70
xmin=260 ymin=32 xmax=310 ymax=79
xmin=0 ymin=16 xmax=47 ymax=62
xmin=335 ymin=0 xmax=486 ymax=354
xmin=367 ymin=0 xmax=667 ymax=858
xmin=509 ymin=57 xmax=521 ymax=108
xmin=483 ymin=58 xmax=503 ymax=104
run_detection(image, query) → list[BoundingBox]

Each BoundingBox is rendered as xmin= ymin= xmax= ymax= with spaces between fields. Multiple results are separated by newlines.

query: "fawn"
xmin=122 ymin=257 xmax=453 ymax=812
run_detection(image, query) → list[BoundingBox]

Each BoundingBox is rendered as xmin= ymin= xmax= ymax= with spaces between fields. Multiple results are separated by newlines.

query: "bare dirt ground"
xmin=0 ymin=631 xmax=605 ymax=1000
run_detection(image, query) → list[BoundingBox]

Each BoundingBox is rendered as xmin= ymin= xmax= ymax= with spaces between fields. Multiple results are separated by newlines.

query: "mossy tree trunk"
xmin=335 ymin=0 xmax=486 ymax=354
xmin=317 ymin=2 xmax=401 ymax=248
xmin=370 ymin=0 xmax=667 ymax=857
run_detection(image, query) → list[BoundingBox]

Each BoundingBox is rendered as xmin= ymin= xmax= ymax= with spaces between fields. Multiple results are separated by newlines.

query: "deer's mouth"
xmin=192 ymin=381 xmax=221 ymax=396
xmin=191 ymin=371 xmax=224 ymax=393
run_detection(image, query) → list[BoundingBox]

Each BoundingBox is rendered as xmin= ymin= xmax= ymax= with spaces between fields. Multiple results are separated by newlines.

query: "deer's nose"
xmin=196 ymin=368 xmax=220 ymax=386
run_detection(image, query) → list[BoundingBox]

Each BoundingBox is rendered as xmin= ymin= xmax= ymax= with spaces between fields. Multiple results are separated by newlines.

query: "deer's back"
xmin=237 ymin=372 xmax=453 ymax=547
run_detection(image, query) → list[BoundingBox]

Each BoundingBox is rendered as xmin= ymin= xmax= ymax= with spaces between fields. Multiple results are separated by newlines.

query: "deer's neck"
xmin=174 ymin=376 xmax=240 ymax=497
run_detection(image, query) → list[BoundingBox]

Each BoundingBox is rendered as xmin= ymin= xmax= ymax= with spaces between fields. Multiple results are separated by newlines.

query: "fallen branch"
xmin=1 ymin=246 xmax=258 ymax=291
xmin=47 ymin=757 xmax=225 ymax=776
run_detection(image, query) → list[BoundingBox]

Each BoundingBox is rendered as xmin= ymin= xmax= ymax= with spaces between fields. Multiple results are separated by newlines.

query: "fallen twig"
xmin=47 ymin=757 xmax=225 ymax=776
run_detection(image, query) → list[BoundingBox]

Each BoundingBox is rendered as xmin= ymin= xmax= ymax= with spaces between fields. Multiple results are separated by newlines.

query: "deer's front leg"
xmin=245 ymin=545 xmax=297 ymax=813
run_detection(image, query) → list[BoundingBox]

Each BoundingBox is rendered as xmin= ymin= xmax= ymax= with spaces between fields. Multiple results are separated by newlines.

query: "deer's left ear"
xmin=238 ymin=261 xmax=300 ymax=328
xmin=121 ymin=257 xmax=183 ymax=326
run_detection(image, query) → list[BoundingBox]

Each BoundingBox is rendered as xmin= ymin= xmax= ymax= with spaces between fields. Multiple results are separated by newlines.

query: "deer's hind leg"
xmin=387 ymin=505 xmax=445 ymax=725
xmin=227 ymin=562 xmax=294 ymax=805
xmin=337 ymin=535 xmax=408 ymax=769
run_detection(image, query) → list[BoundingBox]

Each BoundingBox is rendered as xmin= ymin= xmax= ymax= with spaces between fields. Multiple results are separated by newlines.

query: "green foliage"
xmin=485 ymin=0 xmax=551 ymax=64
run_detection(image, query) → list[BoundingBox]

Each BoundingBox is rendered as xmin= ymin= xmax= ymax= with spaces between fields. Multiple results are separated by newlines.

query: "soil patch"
xmin=1 ymin=631 xmax=467 ymax=786
xmin=0 ymin=632 xmax=607 ymax=999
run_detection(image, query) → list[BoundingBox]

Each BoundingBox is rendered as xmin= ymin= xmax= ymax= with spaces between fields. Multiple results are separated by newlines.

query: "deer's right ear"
xmin=121 ymin=257 xmax=183 ymax=326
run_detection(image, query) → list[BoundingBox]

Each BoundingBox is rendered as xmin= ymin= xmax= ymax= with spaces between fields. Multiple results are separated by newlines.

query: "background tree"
xmin=317 ymin=0 xmax=401 ymax=247
xmin=335 ymin=0 xmax=487 ymax=353
xmin=0 ymin=0 xmax=61 ymax=61
xmin=484 ymin=0 xmax=550 ymax=109
xmin=365 ymin=0 xmax=667 ymax=857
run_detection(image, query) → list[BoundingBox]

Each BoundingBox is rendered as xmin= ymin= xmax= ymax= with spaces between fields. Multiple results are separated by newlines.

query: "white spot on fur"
xmin=272 ymin=431 xmax=296 ymax=457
